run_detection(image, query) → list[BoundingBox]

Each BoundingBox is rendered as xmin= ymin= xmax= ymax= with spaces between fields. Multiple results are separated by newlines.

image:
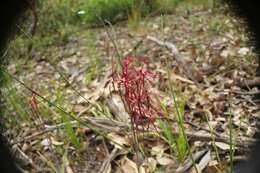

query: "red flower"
xmin=110 ymin=55 xmax=162 ymax=130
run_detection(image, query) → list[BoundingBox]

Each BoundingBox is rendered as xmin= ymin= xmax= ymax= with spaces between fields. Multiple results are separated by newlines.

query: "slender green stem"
xmin=205 ymin=114 xmax=221 ymax=163
xmin=172 ymin=92 xmax=198 ymax=173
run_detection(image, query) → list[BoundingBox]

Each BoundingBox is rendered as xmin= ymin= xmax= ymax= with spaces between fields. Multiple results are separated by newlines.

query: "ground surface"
xmin=3 ymin=3 xmax=260 ymax=173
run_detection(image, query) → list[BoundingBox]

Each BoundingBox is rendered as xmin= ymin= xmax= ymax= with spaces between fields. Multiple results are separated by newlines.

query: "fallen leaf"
xmin=215 ymin=142 xmax=230 ymax=151
xmin=157 ymin=156 xmax=175 ymax=166
xmin=141 ymin=157 xmax=157 ymax=172
xmin=197 ymin=150 xmax=211 ymax=171
xmin=107 ymin=133 xmax=130 ymax=149
xmin=120 ymin=157 xmax=139 ymax=173
xmin=151 ymin=143 xmax=166 ymax=158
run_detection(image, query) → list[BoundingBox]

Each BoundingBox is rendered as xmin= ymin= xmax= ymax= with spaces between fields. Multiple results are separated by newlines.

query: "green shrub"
xmin=77 ymin=0 xmax=183 ymax=26
xmin=78 ymin=0 xmax=132 ymax=26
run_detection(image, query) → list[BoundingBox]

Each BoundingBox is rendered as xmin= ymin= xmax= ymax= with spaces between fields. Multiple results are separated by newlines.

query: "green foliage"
xmin=77 ymin=0 xmax=183 ymax=26
xmin=79 ymin=0 xmax=131 ymax=26
xmin=9 ymin=0 xmax=188 ymax=55
xmin=54 ymin=88 xmax=81 ymax=149
xmin=11 ymin=0 xmax=217 ymax=54
xmin=171 ymin=94 xmax=198 ymax=171
xmin=154 ymin=0 xmax=183 ymax=12
xmin=37 ymin=0 xmax=80 ymax=35
xmin=158 ymin=97 xmax=188 ymax=162
xmin=1 ymin=71 xmax=30 ymax=126
xmin=83 ymin=33 xmax=103 ymax=86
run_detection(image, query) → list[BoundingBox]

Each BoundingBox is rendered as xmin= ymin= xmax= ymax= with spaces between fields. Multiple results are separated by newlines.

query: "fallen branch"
xmin=12 ymin=121 xmax=79 ymax=145
xmin=176 ymin=149 xmax=208 ymax=172
xmin=147 ymin=36 xmax=203 ymax=82
xmin=12 ymin=114 xmax=254 ymax=151
xmin=144 ymin=128 xmax=254 ymax=149
xmin=238 ymin=77 xmax=260 ymax=88
xmin=98 ymin=147 xmax=118 ymax=173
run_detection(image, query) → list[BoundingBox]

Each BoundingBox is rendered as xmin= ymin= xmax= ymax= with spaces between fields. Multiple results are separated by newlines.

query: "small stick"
xmin=98 ymin=147 xmax=118 ymax=173
xmin=147 ymin=36 xmax=203 ymax=82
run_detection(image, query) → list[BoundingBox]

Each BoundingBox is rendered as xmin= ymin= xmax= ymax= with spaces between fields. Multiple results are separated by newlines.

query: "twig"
xmin=167 ymin=130 xmax=254 ymax=149
xmin=176 ymin=149 xmax=208 ymax=172
xmin=185 ymin=120 xmax=221 ymax=137
xmin=142 ymin=127 xmax=254 ymax=149
xmin=15 ymin=147 xmax=40 ymax=171
xmin=12 ymin=121 xmax=79 ymax=145
xmin=146 ymin=36 xmax=203 ymax=82
xmin=232 ymin=90 xmax=260 ymax=95
xmin=98 ymin=147 xmax=118 ymax=173
xmin=238 ymin=77 xmax=260 ymax=88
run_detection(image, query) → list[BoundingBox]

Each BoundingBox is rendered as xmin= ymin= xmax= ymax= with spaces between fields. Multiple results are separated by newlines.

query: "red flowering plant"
xmin=109 ymin=55 xmax=163 ymax=133
xmin=29 ymin=93 xmax=40 ymax=118
xmin=106 ymin=55 xmax=165 ymax=165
